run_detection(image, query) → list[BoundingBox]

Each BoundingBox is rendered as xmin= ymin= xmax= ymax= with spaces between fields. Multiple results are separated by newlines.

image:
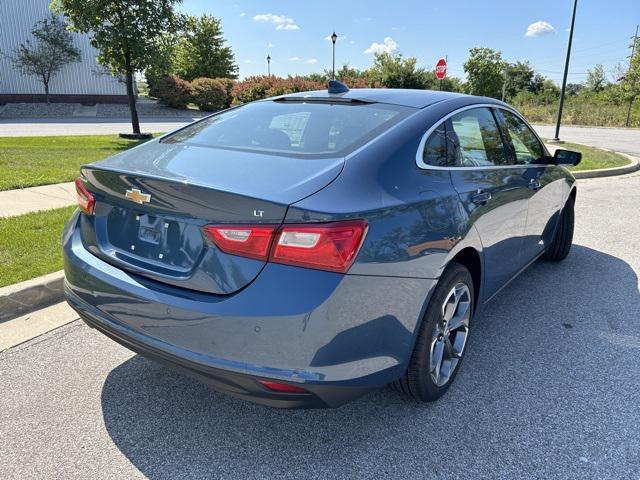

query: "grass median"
xmin=0 ymin=135 xmax=154 ymax=191
xmin=0 ymin=206 xmax=76 ymax=287
xmin=561 ymin=142 xmax=631 ymax=171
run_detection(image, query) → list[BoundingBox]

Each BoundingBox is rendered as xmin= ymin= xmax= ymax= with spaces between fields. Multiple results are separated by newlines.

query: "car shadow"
xmin=100 ymin=244 xmax=640 ymax=479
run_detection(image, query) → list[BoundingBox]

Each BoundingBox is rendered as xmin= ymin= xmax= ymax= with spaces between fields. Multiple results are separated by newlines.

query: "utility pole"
xmin=267 ymin=55 xmax=271 ymax=77
xmin=625 ymin=24 xmax=639 ymax=127
xmin=553 ymin=0 xmax=578 ymax=142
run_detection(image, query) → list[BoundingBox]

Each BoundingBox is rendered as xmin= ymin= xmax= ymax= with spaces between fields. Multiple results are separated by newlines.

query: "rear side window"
xmin=448 ymin=108 xmax=508 ymax=167
xmin=163 ymin=100 xmax=412 ymax=157
xmin=422 ymin=124 xmax=456 ymax=167
xmin=498 ymin=110 xmax=545 ymax=165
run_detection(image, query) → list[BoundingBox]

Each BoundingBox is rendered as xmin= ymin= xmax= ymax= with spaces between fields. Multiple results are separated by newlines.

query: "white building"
xmin=0 ymin=0 xmax=127 ymax=103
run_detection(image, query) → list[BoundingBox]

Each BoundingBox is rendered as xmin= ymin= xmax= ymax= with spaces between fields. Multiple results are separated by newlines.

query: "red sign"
xmin=436 ymin=58 xmax=447 ymax=80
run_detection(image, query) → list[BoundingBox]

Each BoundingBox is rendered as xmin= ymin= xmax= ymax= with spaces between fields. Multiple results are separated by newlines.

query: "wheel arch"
xmin=449 ymin=247 xmax=482 ymax=310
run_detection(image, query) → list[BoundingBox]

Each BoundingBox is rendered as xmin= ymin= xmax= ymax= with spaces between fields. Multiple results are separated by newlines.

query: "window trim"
xmin=415 ymin=103 xmax=550 ymax=170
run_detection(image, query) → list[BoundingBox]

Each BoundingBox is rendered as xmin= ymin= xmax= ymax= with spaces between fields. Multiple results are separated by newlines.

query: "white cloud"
xmin=239 ymin=12 xmax=246 ymax=17
xmin=305 ymin=58 xmax=318 ymax=64
xmin=267 ymin=42 xmax=274 ymax=48
xmin=288 ymin=56 xmax=301 ymax=61
xmin=525 ymin=21 xmax=556 ymax=37
xmin=253 ymin=13 xmax=300 ymax=31
xmin=364 ymin=37 xmax=398 ymax=54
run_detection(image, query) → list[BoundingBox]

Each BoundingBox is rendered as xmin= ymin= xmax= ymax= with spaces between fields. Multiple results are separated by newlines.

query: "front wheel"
xmin=542 ymin=194 xmax=574 ymax=262
xmin=393 ymin=262 xmax=474 ymax=402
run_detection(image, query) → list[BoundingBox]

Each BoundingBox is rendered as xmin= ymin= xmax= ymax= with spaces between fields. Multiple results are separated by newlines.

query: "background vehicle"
xmin=64 ymin=83 xmax=580 ymax=408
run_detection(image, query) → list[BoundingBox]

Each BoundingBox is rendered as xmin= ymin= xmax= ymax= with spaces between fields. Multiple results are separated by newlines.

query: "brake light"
xmin=202 ymin=225 xmax=277 ymax=260
xmin=75 ymin=177 xmax=95 ymax=215
xmin=258 ymin=380 xmax=308 ymax=394
xmin=271 ymin=221 xmax=368 ymax=273
xmin=202 ymin=220 xmax=367 ymax=273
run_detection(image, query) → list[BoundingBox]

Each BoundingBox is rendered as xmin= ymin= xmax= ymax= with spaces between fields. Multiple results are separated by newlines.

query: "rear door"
xmin=494 ymin=109 xmax=563 ymax=263
xmin=446 ymin=107 xmax=531 ymax=299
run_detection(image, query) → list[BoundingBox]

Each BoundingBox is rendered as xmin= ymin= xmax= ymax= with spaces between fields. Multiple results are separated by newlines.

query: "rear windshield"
xmin=162 ymin=100 xmax=413 ymax=157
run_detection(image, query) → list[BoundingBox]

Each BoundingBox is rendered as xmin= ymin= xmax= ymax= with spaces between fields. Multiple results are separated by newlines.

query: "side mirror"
xmin=553 ymin=149 xmax=581 ymax=166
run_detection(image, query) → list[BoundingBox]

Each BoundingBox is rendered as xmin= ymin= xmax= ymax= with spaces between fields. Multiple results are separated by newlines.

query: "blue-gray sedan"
xmin=63 ymin=82 xmax=581 ymax=408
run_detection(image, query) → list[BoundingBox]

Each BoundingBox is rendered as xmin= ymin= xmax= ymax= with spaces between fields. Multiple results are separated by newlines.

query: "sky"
xmin=180 ymin=0 xmax=639 ymax=84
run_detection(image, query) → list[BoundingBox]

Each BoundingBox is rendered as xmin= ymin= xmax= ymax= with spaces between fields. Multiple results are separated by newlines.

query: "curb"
xmin=0 ymin=271 xmax=65 ymax=323
xmin=572 ymin=153 xmax=640 ymax=179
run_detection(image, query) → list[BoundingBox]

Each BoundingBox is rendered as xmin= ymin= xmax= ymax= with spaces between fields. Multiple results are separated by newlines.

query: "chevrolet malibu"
xmin=63 ymin=82 xmax=581 ymax=408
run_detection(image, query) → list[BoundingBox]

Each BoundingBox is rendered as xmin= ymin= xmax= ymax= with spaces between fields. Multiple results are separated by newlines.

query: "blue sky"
xmin=181 ymin=0 xmax=639 ymax=84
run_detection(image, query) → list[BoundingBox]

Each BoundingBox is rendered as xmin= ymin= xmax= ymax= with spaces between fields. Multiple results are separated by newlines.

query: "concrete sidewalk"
xmin=0 ymin=182 xmax=75 ymax=218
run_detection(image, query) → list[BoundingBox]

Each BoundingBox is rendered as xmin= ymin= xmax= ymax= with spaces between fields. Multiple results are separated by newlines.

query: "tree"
xmin=620 ymin=37 xmax=640 ymax=126
xmin=463 ymin=47 xmax=505 ymax=99
xmin=10 ymin=15 xmax=80 ymax=103
xmin=586 ymin=64 xmax=607 ymax=92
xmin=367 ymin=53 xmax=427 ymax=89
xmin=173 ymin=15 xmax=238 ymax=81
xmin=52 ymin=0 xmax=183 ymax=136
xmin=502 ymin=61 xmax=535 ymax=99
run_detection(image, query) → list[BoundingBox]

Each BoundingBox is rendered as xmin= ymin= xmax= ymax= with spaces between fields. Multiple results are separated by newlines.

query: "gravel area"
xmin=0 ymin=172 xmax=639 ymax=479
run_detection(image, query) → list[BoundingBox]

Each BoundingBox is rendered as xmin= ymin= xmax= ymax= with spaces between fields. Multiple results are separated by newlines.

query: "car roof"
xmin=270 ymin=88 xmax=478 ymax=109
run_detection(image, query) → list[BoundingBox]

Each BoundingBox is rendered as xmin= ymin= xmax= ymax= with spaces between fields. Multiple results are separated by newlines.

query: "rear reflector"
xmin=75 ymin=177 xmax=95 ymax=215
xmin=202 ymin=220 xmax=367 ymax=273
xmin=202 ymin=225 xmax=277 ymax=260
xmin=259 ymin=380 xmax=308 ymax=394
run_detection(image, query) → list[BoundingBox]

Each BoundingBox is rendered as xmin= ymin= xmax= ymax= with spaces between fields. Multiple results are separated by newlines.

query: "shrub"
xmin=231 ymin=76 xmax=325 ymax=104
xmin=191 ymin=77 xmax=228 ymax=111
xmin=214 ymin=77 xmax=234 ymax=107
xmin=148 ymin=75 xmax=192 ymax=109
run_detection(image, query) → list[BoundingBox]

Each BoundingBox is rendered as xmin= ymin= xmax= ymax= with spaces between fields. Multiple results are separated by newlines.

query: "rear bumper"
xmin=63 ymin=212 xmax=436 ymax=408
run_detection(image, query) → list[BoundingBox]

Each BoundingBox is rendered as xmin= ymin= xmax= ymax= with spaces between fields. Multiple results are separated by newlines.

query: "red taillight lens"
xmin=258 ymin=380 xmax=308 ymax=394
xmin=271 ymin=220 xmax=368 ymax=273
xmin=202 ymin=220 xmax=368 ymax=273
xmin=75 ymin=177 xmax=95 ymax=215
xmin=202 ymin=225 xmax=277 ymax=260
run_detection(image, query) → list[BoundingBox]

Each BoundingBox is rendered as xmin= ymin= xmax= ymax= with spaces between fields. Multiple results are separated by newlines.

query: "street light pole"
xmin=267 ymin=55 xmax=271 ymax=77
xmin=553 ymin=0 xmax=578 ymax=142
xmin=331 ymin=32 xmax=338 ymax=80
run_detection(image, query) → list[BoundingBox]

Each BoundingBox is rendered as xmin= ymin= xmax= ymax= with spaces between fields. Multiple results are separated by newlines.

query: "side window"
xmin=448 ymin=108 xmax=508 ymax=167
xmin=422 ymin=124 xmax=449 ymax=167
xmin=499 ymin=110 xmax=545 ymax=165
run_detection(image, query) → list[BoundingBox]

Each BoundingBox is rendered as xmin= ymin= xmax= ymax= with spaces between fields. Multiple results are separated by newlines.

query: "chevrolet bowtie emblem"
xmin=125 ymin=188 xmax=151 ymax=205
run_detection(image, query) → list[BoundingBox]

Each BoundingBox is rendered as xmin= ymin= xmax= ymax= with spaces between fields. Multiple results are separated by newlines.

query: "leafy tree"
xmin=174 ymin=15 xmax=238 ymax=81
xmin=52 ymin=0 xmax=183 ymax=135
xmin=502 ymin=61 xmax=535 ymax=99
xmin=586 ymin=64 xmax=607 ymax=92
xmin=620 ymin=37 xmax=640 ymax=125
xmin=463 ymin=47 xmax=505 ymax=98
xmin=565 ymin=83 xmax=583 ymax=96
xmin=10 ymin=15 xmax=80 ymax=103
xmin=367 ymin=53 xmax=427 ymax=89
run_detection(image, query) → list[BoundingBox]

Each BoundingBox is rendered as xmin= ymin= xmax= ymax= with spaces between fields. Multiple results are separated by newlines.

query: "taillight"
xmin=271 ymin=220 xmax=368 ymax=273
xmin=75 ymin=177 xmax=95 ymax=215
xmin=202 ymin=225 xmax=277 ymax=260
xmin=202 ymin=220 xmax=368 ymax=273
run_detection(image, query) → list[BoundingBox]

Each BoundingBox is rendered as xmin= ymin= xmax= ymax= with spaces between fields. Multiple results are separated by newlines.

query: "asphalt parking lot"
xmin=1 ymin=171 xmax=639 ymax=480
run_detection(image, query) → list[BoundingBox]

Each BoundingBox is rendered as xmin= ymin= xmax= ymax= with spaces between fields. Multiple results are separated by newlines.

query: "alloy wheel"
xmin=429 ymin=282 xmax=471 ymax=387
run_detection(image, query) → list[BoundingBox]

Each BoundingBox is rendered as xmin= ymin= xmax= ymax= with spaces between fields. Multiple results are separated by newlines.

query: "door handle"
xmin=528 ymin=179 xmax=542 ymax=190
xmin=471 ymin=189 xmax=492 ymax=205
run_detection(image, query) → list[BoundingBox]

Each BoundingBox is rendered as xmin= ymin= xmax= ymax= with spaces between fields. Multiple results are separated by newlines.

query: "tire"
xmin=542 ymin=194 xmax=574 ymax=262
xmin=393 ymin=262 xmax=474 ymax=402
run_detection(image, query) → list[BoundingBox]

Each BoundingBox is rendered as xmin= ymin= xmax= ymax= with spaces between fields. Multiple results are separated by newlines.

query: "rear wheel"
xmin=542 ymin=194 xmax=574 ymax=262
xmin=393 ymin=262 xmax=474 ymax=402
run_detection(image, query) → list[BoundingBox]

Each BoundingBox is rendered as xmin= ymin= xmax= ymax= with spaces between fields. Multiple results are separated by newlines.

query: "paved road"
xmin=0 ymin=118 xmax=195 ymax=136
xmin=533 ymin=124 xmax=640 ymax=156
xmin=1 ymin=172 xmax=639 ymax=479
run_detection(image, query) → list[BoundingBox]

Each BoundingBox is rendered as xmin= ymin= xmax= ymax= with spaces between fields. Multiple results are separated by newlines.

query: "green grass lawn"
xmin=0 ymin=206 xmax=76 ymax=287
xmin=0 ymin=135 xmax=153 ymax=191
xmin=547 ymin=142 xmax=630 ymax=171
